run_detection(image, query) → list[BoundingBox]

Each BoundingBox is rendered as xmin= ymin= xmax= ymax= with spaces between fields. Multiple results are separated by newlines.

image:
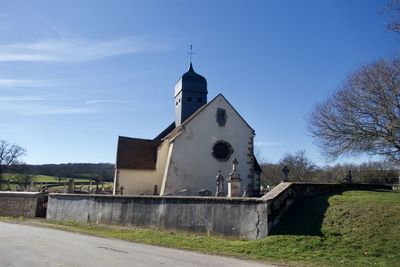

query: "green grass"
xmin=2 ymin=174 xmax=93 ymax=183
xmin=264 ymin=190 xmax=400 ymax=266
xmin=2 ymin=190 xmax=399 ymax=267
xmin=33 ymin=175 xmax=92 ymax=183
xmin=1 ymin=174 xmax=101 ymax=191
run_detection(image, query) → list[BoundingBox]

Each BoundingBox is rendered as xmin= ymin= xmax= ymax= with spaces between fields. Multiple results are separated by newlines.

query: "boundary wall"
xmin=47 ymin=194 xmax=268 ymax=240
xmin=0 ymin=191 xmax=45 ymax=217
xmin=46 ymin=183 xmax=391 ymax=240
xmin=262 ymin=182 xmax=392 ymax=231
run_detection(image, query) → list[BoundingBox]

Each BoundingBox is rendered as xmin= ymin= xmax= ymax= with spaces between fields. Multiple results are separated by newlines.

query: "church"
xmin=113 ymin=62 xmax=261 ymax=197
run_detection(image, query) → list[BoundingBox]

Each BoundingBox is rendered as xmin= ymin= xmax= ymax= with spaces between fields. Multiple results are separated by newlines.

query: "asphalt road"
xmin=0 ymin=222 xmax=276 ymax=267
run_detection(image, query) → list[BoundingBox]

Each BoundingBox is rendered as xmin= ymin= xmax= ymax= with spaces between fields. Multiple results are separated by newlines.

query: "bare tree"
xmin=260 ymin=162 xmax=285 ymax=186
xmin=385 ymin=0 xmax=400 ymax=33
xmin=280 ymin=150 xmax=317 ymax=182
xmin=307 ymin=58 xmax=400 ymax=164
xmin=0 ymin=140 xmax=26 ymax=179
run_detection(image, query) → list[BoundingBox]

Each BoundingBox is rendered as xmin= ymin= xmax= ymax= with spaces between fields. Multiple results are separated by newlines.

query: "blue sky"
xmin=0 ymin=0 xmax=398 ymax=165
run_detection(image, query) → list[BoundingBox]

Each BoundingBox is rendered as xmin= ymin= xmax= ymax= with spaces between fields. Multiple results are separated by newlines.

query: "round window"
xmin=212 ymin=141 xmax=233 ymax=161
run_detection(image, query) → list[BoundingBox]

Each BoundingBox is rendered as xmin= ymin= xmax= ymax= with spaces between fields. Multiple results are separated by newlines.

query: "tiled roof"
xmin=116 ymin=136 xmax=162 ymax=170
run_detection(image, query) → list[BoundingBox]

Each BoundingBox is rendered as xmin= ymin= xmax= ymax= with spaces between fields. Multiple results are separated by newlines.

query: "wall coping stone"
xmin=261 ymin=182 xmax=292 ymax=200
xmin=49 ymin=193 xmax=268 ymax=203
xmin=0 ymin=191 xmax=42 ymax=197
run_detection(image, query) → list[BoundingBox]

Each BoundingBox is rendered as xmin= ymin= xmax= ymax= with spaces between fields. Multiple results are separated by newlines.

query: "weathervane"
xmin=187 ymin=45 xmax=195 ymax=63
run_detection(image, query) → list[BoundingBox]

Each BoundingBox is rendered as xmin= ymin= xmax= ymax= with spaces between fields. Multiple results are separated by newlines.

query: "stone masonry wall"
xmin=46 ymin=183 xmax=391 ymax=240
xmin=47 ymin=194 xmax=268 ymax=240
xmin=262 ymin=182 xmax=392 ymax=233
xmin=0 ymin=192 xmax=45 ymax=217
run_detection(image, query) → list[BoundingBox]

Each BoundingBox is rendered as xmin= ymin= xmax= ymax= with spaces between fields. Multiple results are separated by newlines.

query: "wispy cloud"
xmin=0 ymin=95 xmax=98 ymax=115
xmin=255 ymin=141 xmax=280 ymax=147
xmin=0 ymin=78 xmax=54 ymax=87
xmin=0 ymin=103 xmax=98 ymax=116
xmin=28 ymin=107 xmax=97 ymax=115
xmin=0 ymin=95 xmax=50 ymax=101
xmin=85 ymin=99 xmax=128 ymax=104
xmin=0 ymin=37 xmax=168 ymax=62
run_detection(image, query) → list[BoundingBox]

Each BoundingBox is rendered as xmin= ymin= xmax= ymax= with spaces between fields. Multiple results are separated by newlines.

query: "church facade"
xmin=113 ymin=63 xmax=261 ymax=197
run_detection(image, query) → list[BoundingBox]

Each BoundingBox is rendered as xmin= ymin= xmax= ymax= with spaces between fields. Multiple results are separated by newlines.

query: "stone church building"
xmin=113 ymin=63 xmax=261 ymax=197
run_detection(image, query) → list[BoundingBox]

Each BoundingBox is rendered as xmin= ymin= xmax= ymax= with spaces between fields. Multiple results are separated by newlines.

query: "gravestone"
xmin=215 ymin=171 xmax=225 ymax=197
xmin=153 ymin=185 xmax=158 ymax=195
xmin=227 ymin=158 xmax=241 ymax=197
xmin=198 ymin=189 xmax=212 ymax=196
xmin=67 ymin=178 xmax=74 ymax=193
xmin=282 ymin=165 xmax=289 ymax=182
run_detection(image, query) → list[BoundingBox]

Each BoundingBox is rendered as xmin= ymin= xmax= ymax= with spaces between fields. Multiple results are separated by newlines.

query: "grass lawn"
xmin=2 ymin=174 xmax=94 ymax=183
xmin=1 ymin=190 xmax=399 ymax=267
xmin=33 ymin=175 xmax=93 ymax=183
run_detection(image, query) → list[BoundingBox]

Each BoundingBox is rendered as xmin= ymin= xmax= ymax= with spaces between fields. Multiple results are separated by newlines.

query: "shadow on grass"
xmin=270 ymin=193 xmax=338 ymax=236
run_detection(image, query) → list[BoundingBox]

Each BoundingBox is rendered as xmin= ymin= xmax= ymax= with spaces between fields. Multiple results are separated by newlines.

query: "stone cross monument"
xmin=228 ymin=158 xmax=241 ymax=197
xmin=282 ymin=165 xmax=289 ymax=182
xmin=215 ymin=171 xmax=226 ymax=197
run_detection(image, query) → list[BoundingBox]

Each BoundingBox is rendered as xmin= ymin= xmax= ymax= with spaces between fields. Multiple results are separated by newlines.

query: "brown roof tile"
xmin=116 ymin=136 xmax=162 ymax=170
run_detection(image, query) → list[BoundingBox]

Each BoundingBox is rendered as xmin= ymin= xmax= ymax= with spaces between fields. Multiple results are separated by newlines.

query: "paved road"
xmin=0 ymin=222 xmax=276 ymax=267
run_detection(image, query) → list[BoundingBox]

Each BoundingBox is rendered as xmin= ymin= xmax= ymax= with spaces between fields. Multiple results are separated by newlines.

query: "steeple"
xmin=174 ymin=62 xmax=208 ymax=127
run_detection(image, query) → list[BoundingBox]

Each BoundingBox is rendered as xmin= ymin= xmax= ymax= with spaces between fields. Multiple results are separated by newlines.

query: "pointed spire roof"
xmin=188 ymin=62 xmax=194 ymax=71
xmin=178 ymin=63 xmax=207 ymax=94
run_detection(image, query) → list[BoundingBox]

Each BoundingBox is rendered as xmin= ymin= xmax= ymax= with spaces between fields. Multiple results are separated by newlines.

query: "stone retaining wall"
xmin=0 ymin=191 xmax=45 ymax=217
xmin=47 ymin=194 xmax=268 ymax=240
xmin=46 ymin=183 xmax=391 ymax=240
xmin=262 ymin=183 xmax=392 ymax=232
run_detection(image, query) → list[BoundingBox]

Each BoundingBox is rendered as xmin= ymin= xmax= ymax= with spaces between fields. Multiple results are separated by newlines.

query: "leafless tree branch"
xmin=0 ymin=140 xmax=26 ymax=178
xmin=385 ymin=0 xmax=400 ymax=33
xmin=307 ymin=58 xmax=400 ymax=164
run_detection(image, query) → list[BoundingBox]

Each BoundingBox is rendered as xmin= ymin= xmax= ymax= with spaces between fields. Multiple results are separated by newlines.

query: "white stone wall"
xmin=47 ymin=193 xmax=269 ymax=240
xmin=162 ymin=95 xmax=254 ymax=196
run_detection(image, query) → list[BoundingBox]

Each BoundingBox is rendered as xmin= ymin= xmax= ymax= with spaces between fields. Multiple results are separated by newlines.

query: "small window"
xmin=216 ymin=108 xmax=227 ymax=126
xmin=179 ymin=98 xmax=181 ymax=103
xmin=187 ymin=97 xmax=192 ymax=102
xmin=197 ymin=98 xmax=202 ymax=103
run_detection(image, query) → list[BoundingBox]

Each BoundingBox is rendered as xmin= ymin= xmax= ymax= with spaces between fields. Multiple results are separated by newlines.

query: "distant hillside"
xmin=23 ymin=163 xmax=114 ymax=182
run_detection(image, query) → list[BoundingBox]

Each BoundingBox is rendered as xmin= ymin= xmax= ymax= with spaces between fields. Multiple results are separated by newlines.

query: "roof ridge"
xmin=119 ymin=136 xmax=160 ymax=142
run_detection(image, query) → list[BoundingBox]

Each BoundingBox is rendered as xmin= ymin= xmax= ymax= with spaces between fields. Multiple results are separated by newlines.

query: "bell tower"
xmin=174 ymin=62 xmax=207 ymax=126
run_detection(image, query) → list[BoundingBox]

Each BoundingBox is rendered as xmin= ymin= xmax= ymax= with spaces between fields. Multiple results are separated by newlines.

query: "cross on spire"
xmin=187 ymin=45 xmax=195 ymax=63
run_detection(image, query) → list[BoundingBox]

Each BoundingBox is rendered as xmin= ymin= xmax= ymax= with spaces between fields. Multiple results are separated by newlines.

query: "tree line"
xmin=260 ymin=150 xmax=399 ymax=187
xmin=0 ymin=140 xmax=114 ymax=191
xmin=21 ymin=163 xmax=115 ymax=182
